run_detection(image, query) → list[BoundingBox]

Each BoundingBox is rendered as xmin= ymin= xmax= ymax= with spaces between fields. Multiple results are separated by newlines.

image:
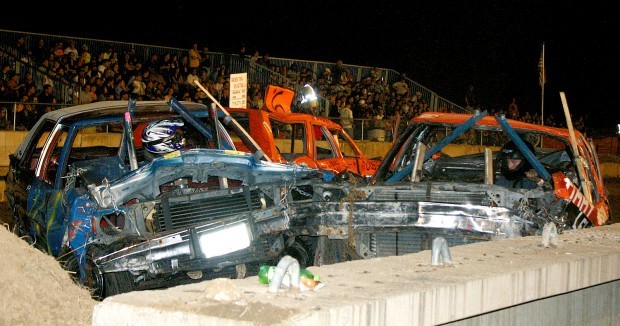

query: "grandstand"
xmin=0 ymin=29 xmax=468 ymax=139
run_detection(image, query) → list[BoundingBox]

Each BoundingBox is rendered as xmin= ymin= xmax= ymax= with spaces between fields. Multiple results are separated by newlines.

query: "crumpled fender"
xmin=67 ymin=194 xmax=97 ymax=281
xmin=552 ymin=171 xmax=605 ymax=226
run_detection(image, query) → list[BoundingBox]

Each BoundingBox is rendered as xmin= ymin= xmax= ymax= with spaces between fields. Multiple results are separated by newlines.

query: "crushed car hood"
xmin=75 ymin=149 xmax=322 ymax=209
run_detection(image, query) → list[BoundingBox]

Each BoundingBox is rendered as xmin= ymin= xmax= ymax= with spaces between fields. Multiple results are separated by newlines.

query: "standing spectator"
xmin=189 ymin=43 xmax=202 ymax=70
xmin=238 ymin=44 xmax=247 ymax=58
xmin=508 ymin=97 xmax=520 ymax=120
xmin=332 ymin=59 xmax=346 ymax=83
xmin=160 ymin=52 xmax=173 ymax=83
xmin=465 ymin=85 xmax=479 ymax=110
xmin=339 ymin=102 xmax=354 ymax=137
xmin=200 ymin=45 xmax=211 ymax=70
xmin=258 ymin=52 xmax=271 ymax=67
xmin=12 ymin=36 xmax=27 ymax=58
xmin=179 ymin=55 xmax=190 ymax=77
xmin=31 ymin=38 xmax=48 ymax=64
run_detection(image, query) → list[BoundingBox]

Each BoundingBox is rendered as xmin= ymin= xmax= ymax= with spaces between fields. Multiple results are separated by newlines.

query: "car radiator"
xmin=360 ymin=230 xmax=490 ymax=257
xmin=152 ymin=187 xmax=265 ymax=232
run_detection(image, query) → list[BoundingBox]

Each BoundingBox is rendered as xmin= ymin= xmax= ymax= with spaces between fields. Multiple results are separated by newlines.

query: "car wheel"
xmin=58 ymin=246 xmax=105 ymax=300
xmin=283 ymin=239 xmax=311 ymax=269
xmin=102 ymin=271 xmax=135 ymax=298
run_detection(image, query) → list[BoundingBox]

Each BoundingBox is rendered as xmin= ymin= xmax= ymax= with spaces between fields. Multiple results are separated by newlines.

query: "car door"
xmin=9 ymin=120 xmax=56 ymax=238
xmin=26 ymin=123 xmax=69 ymax=251
xmin=312 ymin=124 xmax=347 ymax=174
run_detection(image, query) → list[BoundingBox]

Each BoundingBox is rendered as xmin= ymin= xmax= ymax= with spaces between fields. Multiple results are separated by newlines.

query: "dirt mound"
xmin=0 ymin=224 xmax=97 ymax=325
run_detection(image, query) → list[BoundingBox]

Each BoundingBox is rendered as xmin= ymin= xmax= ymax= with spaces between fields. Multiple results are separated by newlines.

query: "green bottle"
xmin=258 ymin=265 xmax=320 ymax=285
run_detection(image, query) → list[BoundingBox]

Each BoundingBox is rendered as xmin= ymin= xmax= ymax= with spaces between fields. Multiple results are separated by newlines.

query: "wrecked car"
xmin=226 ymin=106 xmax=381 ymax=179
xmin=226 ymin=85 xmax=381 ymax=180
xmin=4 ymin=99 xmax=323 ymax=299
xmin=283 ymin=111 xmax=610 ymax=266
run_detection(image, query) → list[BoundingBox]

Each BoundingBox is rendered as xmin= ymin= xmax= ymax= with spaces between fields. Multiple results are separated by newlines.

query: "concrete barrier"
xmin=91 ymin=224 xmax=620 ymax=325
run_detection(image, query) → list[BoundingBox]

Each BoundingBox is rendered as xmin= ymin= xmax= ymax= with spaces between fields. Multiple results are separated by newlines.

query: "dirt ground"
xmin=1 ymin=179 xmax=619 ymax=325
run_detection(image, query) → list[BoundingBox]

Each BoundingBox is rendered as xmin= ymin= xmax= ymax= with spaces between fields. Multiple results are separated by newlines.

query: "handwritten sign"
xmin=229 ymin=73 xmax=247 ymax=108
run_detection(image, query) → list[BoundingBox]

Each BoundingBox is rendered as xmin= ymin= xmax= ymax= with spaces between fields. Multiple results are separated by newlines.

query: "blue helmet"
xmin=142 ymin=119 xmax=186 ymax=154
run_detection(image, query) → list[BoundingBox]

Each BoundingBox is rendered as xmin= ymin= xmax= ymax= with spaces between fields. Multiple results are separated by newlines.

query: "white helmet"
xmin=142 ymin=119 xmax=186 ymax=154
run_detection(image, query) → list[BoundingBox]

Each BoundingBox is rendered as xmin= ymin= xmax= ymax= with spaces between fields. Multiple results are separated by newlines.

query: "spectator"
xmin=102 ymin=46 xmax=114 ymax=60
xmin=64 ymin=41 xmax=79 ymax=59
xmin=189 ymin=43 xmax=202 ymax=69
xmin=339 ymin=102 xmax=354 ymax=136
xmin=508 ymin=97 xmax=520 ymax=120
xmin=186 ymin=68 xmax=200 ymax=88
xmin=465 ymin=85 xmax=479 ymax=110
xmin=38 ymin=84 xmax=57 ymax=110
xmin=31 ymin=38 xmax=48 ymax=64
xmin=131 ymin=74 xmax=146 ymax=96
xmin=392 ymin=77 xmax=409 ymax=96
xmin=332 ymin=59 xmax=346 ymax=82
xmin=1 ymin=64 xmax=13 ymax=82
xmin=52 ymin=41 xmax=64 ymax=57
xmin=81 ymin=44 xmax=91 ymax=64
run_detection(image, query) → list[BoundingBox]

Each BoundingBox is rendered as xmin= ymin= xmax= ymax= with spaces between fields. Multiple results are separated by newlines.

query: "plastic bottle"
xmin=258 ymin=265 xmax=321 ymax=290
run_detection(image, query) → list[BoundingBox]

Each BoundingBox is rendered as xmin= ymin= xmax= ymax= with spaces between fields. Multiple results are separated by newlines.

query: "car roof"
xmin=412 ymin=112 xmax=577 ymax=140
xmin=42 ymin=100 xmax=207 ymax=123
xmin=226 ymin=107 xmax=344 ymax=130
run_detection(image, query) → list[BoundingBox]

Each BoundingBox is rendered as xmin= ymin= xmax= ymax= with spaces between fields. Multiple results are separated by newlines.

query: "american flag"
xmin=538 ymin=44 xmax=546 ymax=87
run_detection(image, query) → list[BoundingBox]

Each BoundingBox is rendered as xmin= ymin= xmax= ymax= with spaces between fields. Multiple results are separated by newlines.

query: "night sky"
xmin=2 ymin=1 xmax=617 ymax=130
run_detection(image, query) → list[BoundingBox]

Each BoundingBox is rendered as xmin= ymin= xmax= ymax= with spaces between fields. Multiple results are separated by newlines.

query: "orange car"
xmin=371 ymin=111 xmax=610 ymax=228
xmin=226 ymin=107 xmax=381 ymax=179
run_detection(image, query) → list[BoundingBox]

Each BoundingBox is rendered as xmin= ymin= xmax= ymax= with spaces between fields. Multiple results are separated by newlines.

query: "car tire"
xmin=58 ymin=246 xmax=105 ymax=300
xmin=102 ymin=271 xmax=135 ymax=298
xmin=283 ymin=239 xmax=311 ymax=269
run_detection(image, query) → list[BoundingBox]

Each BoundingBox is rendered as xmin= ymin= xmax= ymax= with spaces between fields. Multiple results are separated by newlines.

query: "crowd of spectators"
xmin=1 ymin=35 xmax=586 ymax=137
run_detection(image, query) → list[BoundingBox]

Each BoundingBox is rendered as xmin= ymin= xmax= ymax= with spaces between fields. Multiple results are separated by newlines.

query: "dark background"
xmin=2 ymin=1 xmax=617 ymax=131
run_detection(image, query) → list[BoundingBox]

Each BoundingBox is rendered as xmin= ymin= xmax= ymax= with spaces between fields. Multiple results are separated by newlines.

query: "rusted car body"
xmin=226 ymin=107 xmax=381 ymax=180
xmin=4 ymin=99 xmax=322 ymax=299
xmin=282 ymin=111 xmax=610 ymax=266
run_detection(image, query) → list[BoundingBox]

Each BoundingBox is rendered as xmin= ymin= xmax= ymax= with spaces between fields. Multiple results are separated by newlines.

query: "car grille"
xmin=371 ymin=188 xmax=491 ymax=206
xmin=363 ymin=230 xmax=490 ymax=257
xmin=152 ymin=188 xmax=264 ymax=232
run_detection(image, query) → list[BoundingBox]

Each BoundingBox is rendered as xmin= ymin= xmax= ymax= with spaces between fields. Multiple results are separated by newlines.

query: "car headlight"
xmin=199 ymin=222 xmax=251 ymax=258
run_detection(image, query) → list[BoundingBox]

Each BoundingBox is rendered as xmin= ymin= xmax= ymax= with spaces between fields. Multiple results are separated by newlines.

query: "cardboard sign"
xmin=230 ymin=73 xmax=247 ymax=108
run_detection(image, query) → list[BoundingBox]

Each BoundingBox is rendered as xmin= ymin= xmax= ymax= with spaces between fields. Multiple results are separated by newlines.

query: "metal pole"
xmin=13 ymin=102 xmax=17 ymax=131
xmin=540 ymin=43 xmax=545 ymax=126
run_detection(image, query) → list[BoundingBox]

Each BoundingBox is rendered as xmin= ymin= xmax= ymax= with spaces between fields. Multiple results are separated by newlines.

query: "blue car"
xmin=4 ymin=99 xmax=323 ymax=299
